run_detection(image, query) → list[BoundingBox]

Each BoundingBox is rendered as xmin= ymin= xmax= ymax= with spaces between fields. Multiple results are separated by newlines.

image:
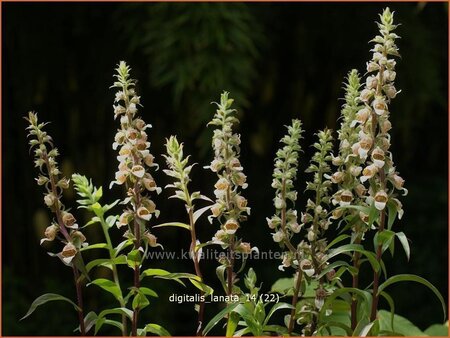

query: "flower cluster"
xmin=330 ymin=70 xmax=370 ymax=230
xmin=300 ymin=130 xmax=334 ymax=314
xmin=25 ymin=112 xmax=86 ymax=263
xmin=334 ymin=9 xmax=406 ymax=223
xmin=207 ymin=92 xmax=252 ymax=254
xmin=267 ymin=119 xmax=303 ymax=269
xmin=111 ymin=61 xmax=161 ymax=247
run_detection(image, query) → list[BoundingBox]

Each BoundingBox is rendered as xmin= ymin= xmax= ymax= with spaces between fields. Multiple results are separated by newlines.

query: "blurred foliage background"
xmin=3 ymin=2 xmax=448 ymax=336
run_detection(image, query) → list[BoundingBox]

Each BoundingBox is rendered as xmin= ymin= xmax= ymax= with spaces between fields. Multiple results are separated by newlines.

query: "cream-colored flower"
xmin=366 ymin=75 xmax=378 ymax=89
xmin=44 ymin=224 xmax=58 ymax=241
xmin=144 ymin=154 xmax=155 ymax=167
xmin=391 ymin=174 xmax=405 ymax=190
xmin=61 ymin=242 xmax=77 ymax=258
xmin=44 ymin=193 xmax=57 ymax=207
xmin=360 ymin=164 xmax=378 ymax=183
xmin=117 ymin=211 xmax=132 ymax=228
xmin=145 ymin=233 xmax=158 ymax=247
xmin=62 ymin=212 xmax=76 ymax=228
xmin=371 ymin=147 xmax=385 ymax=168
xmin=137 ymin=206 xmax=152 ymax=221
xmin=272 ymin=230 xmax=284 ymax=243
xmin=374 ymin=190 xmax=388 ymax=210
xmin=131 ymin=165 xmax=145 ymax=178
xmin=224 ymin=218 xmax=239 ymax=235
xmin=373 ymin=96 xmax=388 ymax=116
xmin=339 ymin=190 xmax=353 ymax=206
xmin=214 ymin=178 xmax=229 ymax=191
xmin=235 ymin=195 xmax=247 ymax=210
xmin=239 ymin=242 xmax=252 ymax=254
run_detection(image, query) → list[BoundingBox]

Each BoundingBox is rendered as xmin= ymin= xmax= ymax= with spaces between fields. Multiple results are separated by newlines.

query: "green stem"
xmin=99 ymin=215 xmax=128 ymax=336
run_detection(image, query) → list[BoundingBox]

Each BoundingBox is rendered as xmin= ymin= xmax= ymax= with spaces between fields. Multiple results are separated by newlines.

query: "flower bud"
xmin=44 ymin=224 xmax=59 ymax=241
xmin=145 ymin=233 xmax=158 ymax=247
xmin=44 ymin=193 xmax=57 ymax=207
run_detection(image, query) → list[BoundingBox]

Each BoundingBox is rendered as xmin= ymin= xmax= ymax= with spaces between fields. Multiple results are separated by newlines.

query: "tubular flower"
xmin=111 ymin=61 xmax=160 ymax=245
xmin=268 ymin=119 xmax=304 ymax=271
xmin=354 ymin=8 xmax=406 ymax=219
xmin=25 ymin=112 xmax=86 ymax=263
xmin=207 ymin=92 xmax=252 ymax=251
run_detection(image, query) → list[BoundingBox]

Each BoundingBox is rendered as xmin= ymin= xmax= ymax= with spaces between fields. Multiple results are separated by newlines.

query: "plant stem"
xmin=43 ymin=154 xmax=86 ymax=335
xmin=99 ymin=215 xmax=127 ymax=336
xmin=288 ymin=263 xmax=303 ymax=335
xmin=370 ymin=170 xmax=386 ymax=321
xmin=186 ymin=202 xmax=206 ymax=336
xmin=351 ymin=235 xmax=362 ymax=330
xmin=370 ymin=62 xmax=387 ymax=322
xmin=72 ymin=266 xmax=86 ymax=336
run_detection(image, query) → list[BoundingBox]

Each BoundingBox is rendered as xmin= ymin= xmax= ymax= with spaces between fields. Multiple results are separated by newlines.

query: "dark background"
xmin=2 ymin=2 xmax=448 ymax=336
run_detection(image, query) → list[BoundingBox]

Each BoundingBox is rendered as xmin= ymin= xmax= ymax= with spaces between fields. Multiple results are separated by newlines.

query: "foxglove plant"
xmin=207 ymin=92 xmax=254 ymax=297
xmin=111 ymin=61 xmax=162 ymax=336
xmin=23 ymin=112 xmax=87 ymax=335
xmin=162 ymin=135 xmax=214 ymax=335
xmin=267 ymin=119 xmax=304 ymax=334
xmin=21 ymin=8 xmax=447 ymax=337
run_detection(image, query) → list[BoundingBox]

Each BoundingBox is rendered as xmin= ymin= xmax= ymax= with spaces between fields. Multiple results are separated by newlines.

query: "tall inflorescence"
xmin=299 ymin=129 xmax=333 ymax=335
xmin=331 ymin=70 xmax=368 ymax=231
xmin=111 ymin=61 xmax=161 ymax=336
xmin=268 ymin=119 xmax=304 ymax=335
xmin=355 ymin=8 xmax=406 ymax=211
xmin=26 ymin=112 xmax=86 ymax=263
xmin=268 ymin=119 xmax=303 ymax=267
xmin=207 ymin=91 xmax=253 ymax=295
xmin=111 ymin=61 xmax=161 ymax=246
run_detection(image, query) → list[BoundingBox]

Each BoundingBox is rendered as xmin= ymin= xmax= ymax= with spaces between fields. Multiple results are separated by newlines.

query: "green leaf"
xmin=88 ymin=278 xmax=122 ymax=301
xmin=80 ymin=243 xmax=109 ymax=252
xmin=190 ymin=279 xmax=214 ymax=296
xmin=203 ymin=302 xmax=240 ymax=335
xmin=395 ymin=232 xmax=410 ymax=261
xmin=105 ymin=215 xmax=118 ymax=228
xmin=424 ymin=323 xmax=449 ymax=336
xmin=21 ymin=293 xmax=80 ymax=320
xmin=378 ymin=310 xmax=425 ymax=336
xmin=139 ymin=287 xmax=158 ymax=298
xmin=325 ymin=234 xmax=350 ymax=250
xmin=263 ymin=302 xmax=293 ymax=326
xmin=91 ymin=202 xmax=104 ymax=216
xmin=233 ymin=304 xmax=261 ymax=335
xmin=216 ymin=265 xmax=227 ymax=292
xmin=193 ymin=204 xmax=212 ymax=223
xmin=374 ymin=230 xmax=395 ymax=254
xmin=127 ymin=249 xmax=142 ymax=269
xmin=74 ymin=311 xmax=97 ymax=333
xmin=141 ymin=268 xmax=171 ymax=278
xmin=319 ymin=288 xmax=371 ymax=320
xmin=377 ymin=274 xmax=446 ymax=320
xmin=153 ymin=222 xmax=191 ymax=231
xmin=141 ymin=323 xmax=171 ymax=336
xmin=328 ymin=244 xmax=380 ymax=273
xmin=132 ymin=293 xmax=150 ymax=310
xmin=226 ymin=312 xmax=240 ymax=337
xmin=114 ymin=239 xmax=134 ymax=257
xmin=86 ymin=256 xmax=126 ymax=273
xmin=386 ymin=199 xmax=398 ymax=230
xmin=82 ymin=216 xmax=101 ymax=229
xmin=379 ymin=291 xmax=395 ymax=330
xmin=317 ymin=261 xmax=356 ymax=279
